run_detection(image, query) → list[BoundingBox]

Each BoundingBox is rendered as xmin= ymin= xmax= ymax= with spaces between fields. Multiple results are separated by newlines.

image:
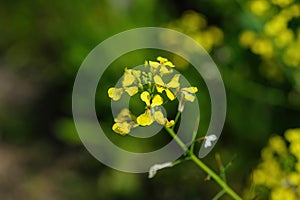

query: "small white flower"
xmin=148 ymin=162 xmax=173 ymax=178
xmin=204 ymin=134 xmax=217 ymax=148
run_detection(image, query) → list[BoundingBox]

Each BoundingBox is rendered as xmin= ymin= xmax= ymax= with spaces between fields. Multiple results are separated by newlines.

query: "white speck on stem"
xmin=148 ymin=162 xmax=173 ymax=178
xmin=204 ymin=134 xmax=217 ymax=148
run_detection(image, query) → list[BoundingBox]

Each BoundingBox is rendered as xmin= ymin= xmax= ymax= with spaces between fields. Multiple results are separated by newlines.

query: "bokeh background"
xmin=1 ymin=0 xmax=300 ymax=199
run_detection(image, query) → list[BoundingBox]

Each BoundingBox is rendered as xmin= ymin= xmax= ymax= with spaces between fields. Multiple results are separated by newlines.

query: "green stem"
xmin=165 ymin=126 xmax=188 ymax=152
xmin=172 ymin=111 xmax=181 ymax=130
xmin=212 ymin=189 xmax=226 ymax=200
xmin=164 ymin=127 xmax=242 ymax=200
xmin=190 ymin=154 xmax=242 ymax=200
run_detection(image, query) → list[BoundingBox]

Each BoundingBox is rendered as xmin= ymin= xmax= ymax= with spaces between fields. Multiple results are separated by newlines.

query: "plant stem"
xmin=212 ymin=189 xmax=226 ymax=200
xmin=165 ymin=126 xmax=188 ymax=152
xmin=190 ymin=154 xmax=242 ymax=200
xmin=172 ymin=111 xmax=181 ymax=130
xmin=164 ymin=127 xmax=243 ymax=200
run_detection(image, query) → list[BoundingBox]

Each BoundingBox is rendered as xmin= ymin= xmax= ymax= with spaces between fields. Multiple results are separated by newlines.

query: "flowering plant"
xmin=108 ymin=56 xmax=242 ymax=200
xmin=250 ymin=128 xmax=300 ymax=199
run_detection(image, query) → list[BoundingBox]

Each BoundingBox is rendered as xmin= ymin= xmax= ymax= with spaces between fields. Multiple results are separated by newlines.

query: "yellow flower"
xmin=122 ymin=68 xmax=141 ymax=87
xmin=251 ymin=129 xmax=300 ymax=198
xmin=181 ymin=87 xmax=198 ymax=101
xmin=112 ymin=122 xmax=132 ymax=135
xmin=147 ymin=57 xmax=175 ymax=76
xmin=269 ymin=135 xmax=287 ymax=155
xmin=275 ymin=29 xmax=293 ymax=47
xmin=178 ymin=87 xmax=198 ymax=112
xmin=137 ymin=91 xmax=164 ymax=126
xmin=290 ymin=142 xmax=300 ymax=160
xmin=285 ymin=128 xmax=300 ymax=142
xmin=136 ymin=91 xmax=174 ymax=127
xmin=249 ymin=0 xmax=270 ymax=16
xmin=288 ymin=172 xmax=300 ymax=185
xmin=239 ymin=30 xmax=256 ymax=47
xmin=271 ymin=0 xmax=293 ymax=7
xmin=264 ymin=15 xmax=287 ymax=36
xmin=251 ymin=38 xmax=274 ymax=58
xmin=108 ymin=86 xmax=138 ymax=101
xmin=108 ymin=68 xmax=140 ymax=101
xmin=271 ymin=188 xmax=297 ymax=200
xmin=165 ymin=119 xmax=175 ymax=128
xmin=154 ymin=74 xmax=180 ymax=100
xmin=137 ymin=110 xmax=154 ymax=126
xmin=112 ymin=109 xmax=137 ymax=135
xmin=157 ymin=56 xmax=175 ymax=67
xmin=166 ymin=11 xmax=223 ymax=52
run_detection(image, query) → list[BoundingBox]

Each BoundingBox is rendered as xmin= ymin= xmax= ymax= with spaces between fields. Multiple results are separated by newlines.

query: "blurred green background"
xmin=1 ymin=0 xmax=300 ymax=199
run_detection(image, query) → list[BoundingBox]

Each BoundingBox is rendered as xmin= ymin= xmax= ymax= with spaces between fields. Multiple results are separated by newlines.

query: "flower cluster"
xmin=240 ymin=0 xmax=300 ymax=68
xmin=108 ymin=57 xmax=198 ymax=135
xmin=252 ymin=128 xmax=300 ymax=199
xmin=167 ymin=10 xmax=223 ymax=53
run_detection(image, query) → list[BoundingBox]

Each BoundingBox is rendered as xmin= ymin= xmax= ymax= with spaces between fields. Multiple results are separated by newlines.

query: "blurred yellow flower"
xmin=251 ymin=128 xmax=300 ymax=198
xmin=166 ymin=10 xmax=223 ymax=56
xmin=239 ymin=30 xmax=256 ymax=47
xmin=271 ymin=0 xmax=293 ymax=7
xmin=269 ymin=135 xmax=287 ymax=154
xmin=264 ymin=15 xmax=288 ymax=36
xmin=275 ymin=29 xmax=294 ymax=47
xmin=283 ymin=42 xmax=300 ymax=67
xmin=241 ymin=0 xmax=300 ymax=71
xmin=271 ymin=188 xmax=297 ymax=200
xmin=249 ymin=1 xmax=270 ymax=16
xmin=251 ymin=38 xmax=273 ymax=58
xmin=285 ymin=128 xmax=300 ymax=142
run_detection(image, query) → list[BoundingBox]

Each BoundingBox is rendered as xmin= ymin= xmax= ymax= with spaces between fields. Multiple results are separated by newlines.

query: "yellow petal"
xmin=152 ymin=94 xmax=163 ymax=106
xmin=137 ymin=111 xmax=153 ymax=126
xmin=157 ymin=56 xmax=168 ymax=63
xmin=108 ymin=87 xmax=123 ymax=101
xmin=125 ymin=86 xmax=138 ymax=96
xmin=166 ymin=89 xmax=176 ymax=101
xmin=112 ymin=122 xmax=131 ymax=135
xmin=157 ymin=57 xmax=175 ymax=67
xmin=140 ymin=91 xmax=151 ymax=106
xmin=155 ymin=85 xmax=165 ymax=93
xmin=122 ymin=71 xmax=135 ymax=87
xmin=164 ymin=61 xmax=175 ymax=67
xmin=182 ymin=87 xmax=198 ymax=93
xmin=184 ymin=93 xmax=196 ymax=102
xmin=149 ymin=61 xmax=160 ymax=68
xmin=166 ymin=120 xmax=175 ymax=128
xmin=153 ymin=111 xmax=165 ymax=125
xmin=154 ymin=75 xmax=165 ymax=86
xmin=159 ymin=66 xmax=173 ymax=76
xmin=167 ymin=74 xmax=180 ymax=88
xmin=131 ymin=69 xmax=141 ymax=77
xmin=114 ymin=108 xmax=131 ymax=123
